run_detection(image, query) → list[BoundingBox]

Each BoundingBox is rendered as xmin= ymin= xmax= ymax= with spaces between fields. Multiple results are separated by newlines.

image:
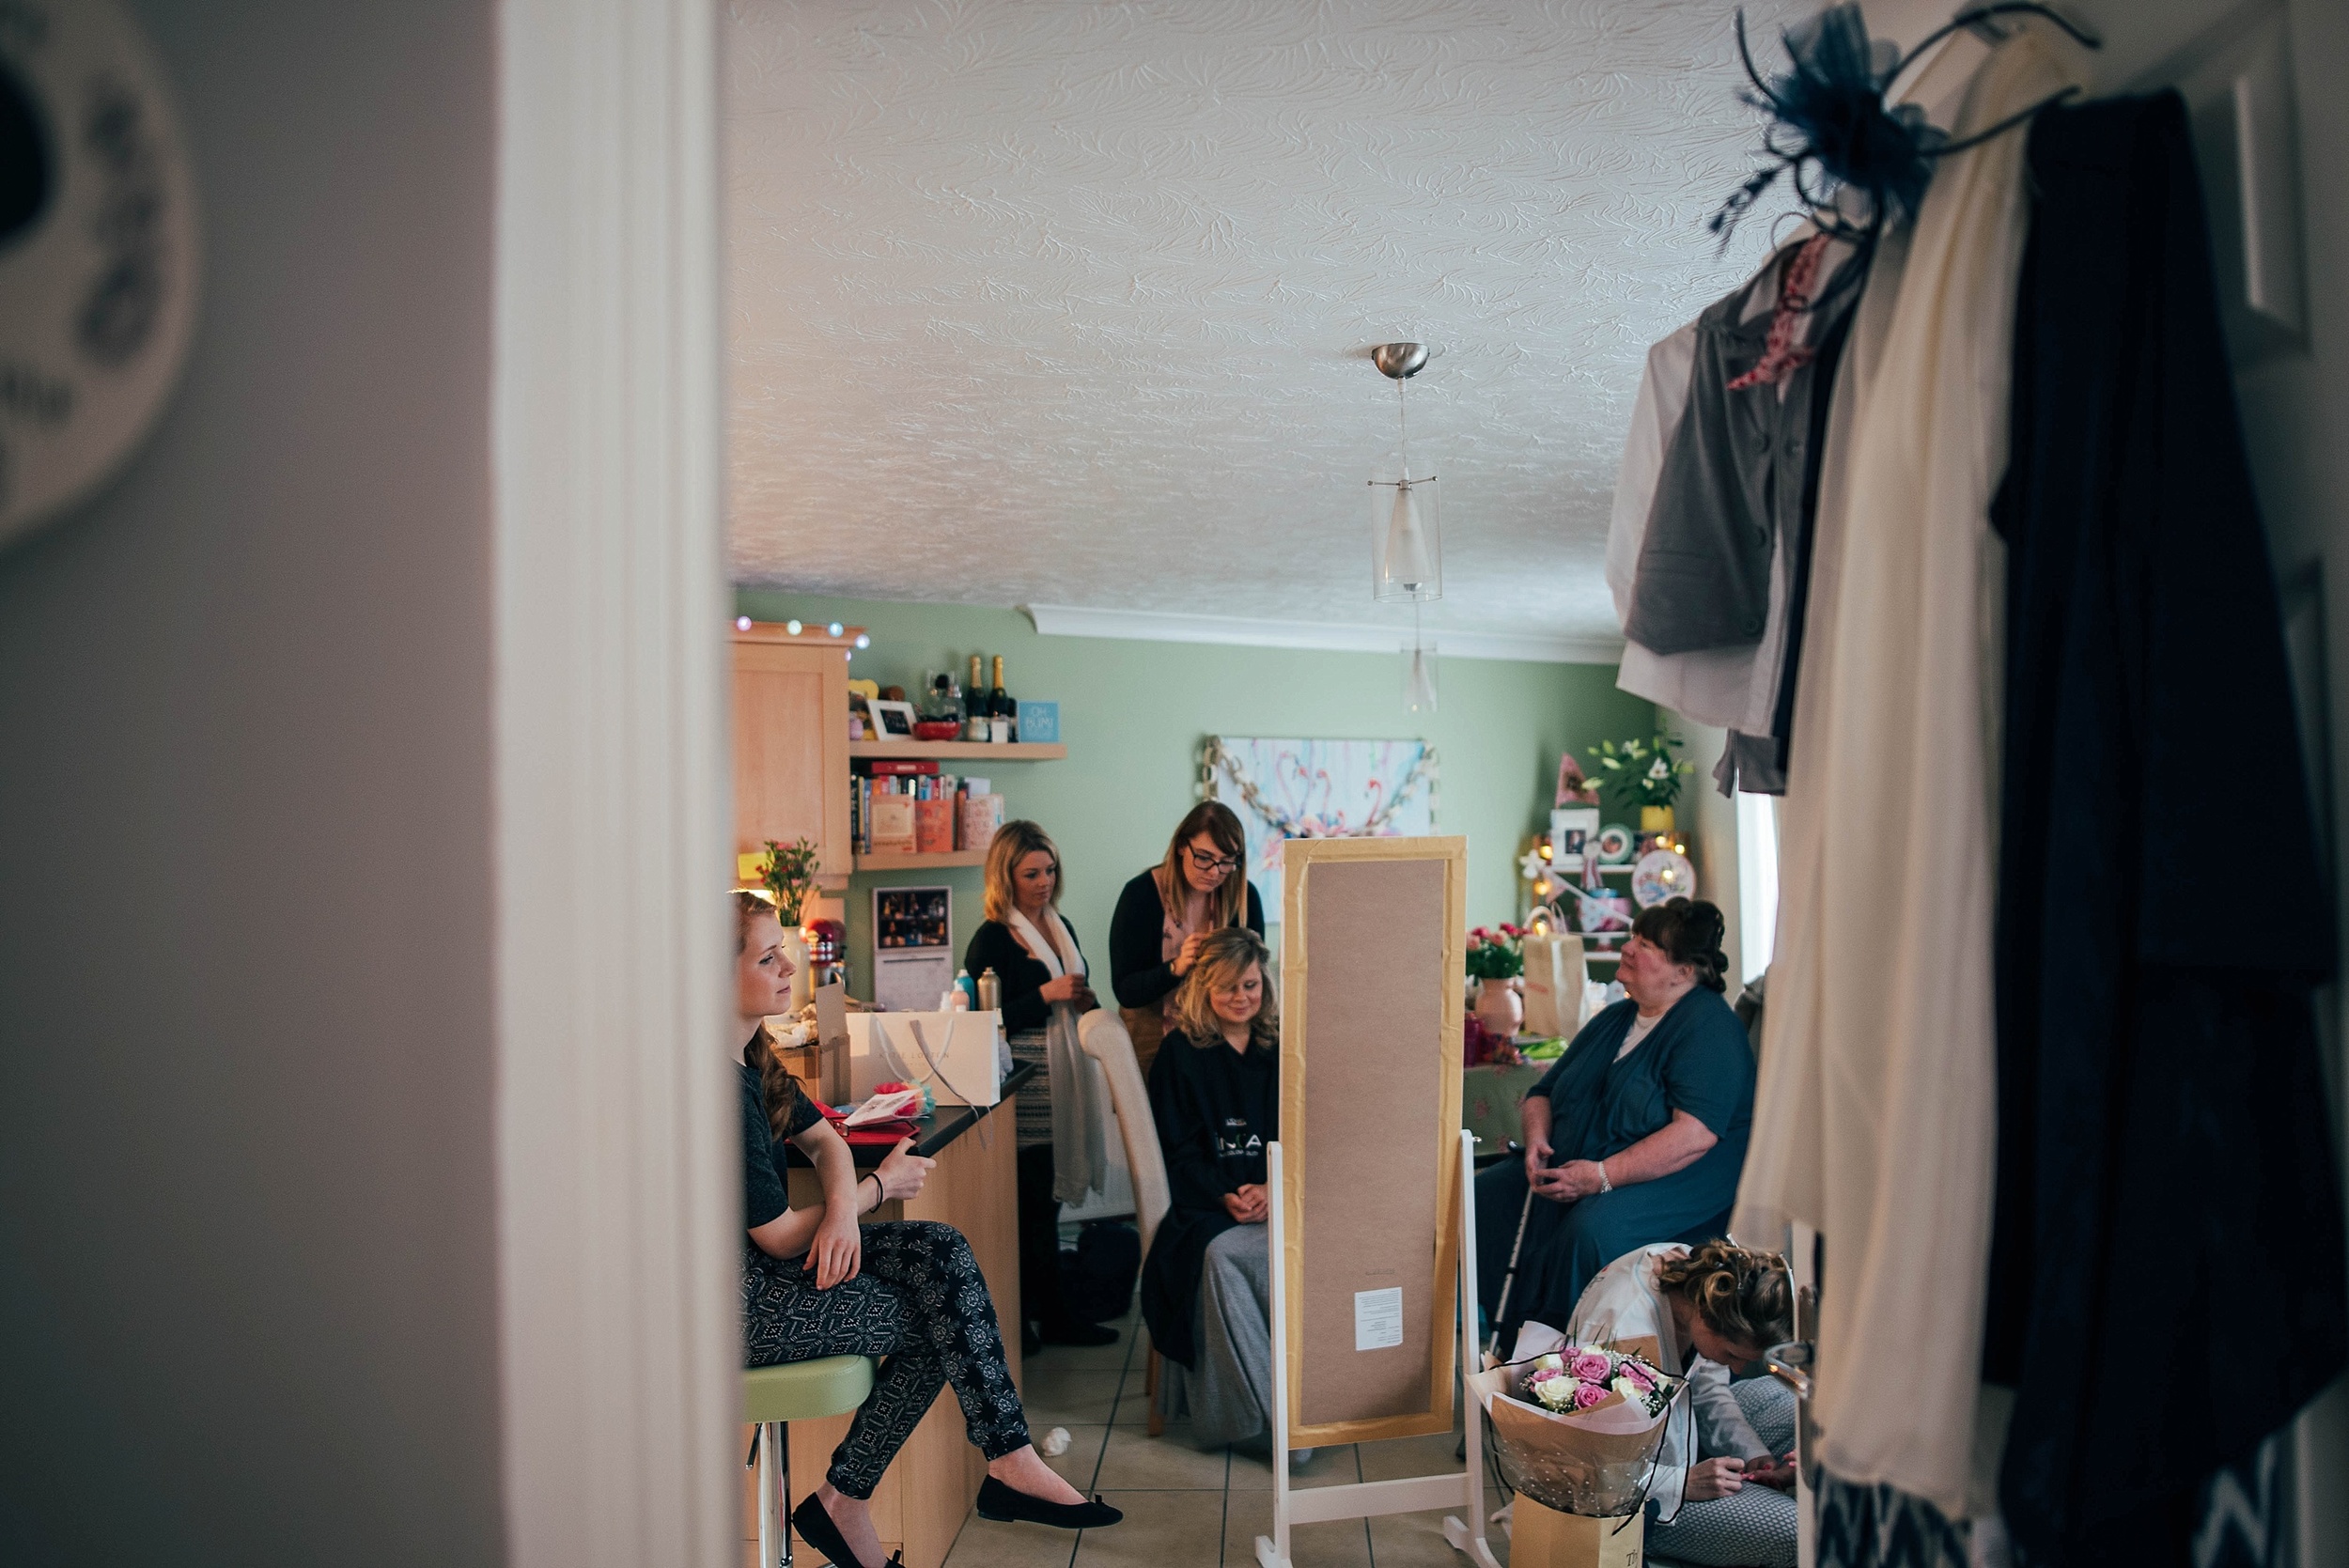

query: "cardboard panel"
xmin=1280 ymin=836 xmax=1466 ymax=1445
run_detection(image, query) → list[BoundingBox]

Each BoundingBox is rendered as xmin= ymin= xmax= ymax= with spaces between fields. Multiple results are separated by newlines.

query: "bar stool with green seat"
xmin=746 ymin=1354 xmax=877 ymax=1568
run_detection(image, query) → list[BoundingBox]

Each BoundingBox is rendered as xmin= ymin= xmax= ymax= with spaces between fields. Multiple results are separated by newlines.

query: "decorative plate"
xmin=1632 ymin=848 xmax=1696 ymax=908
xmin=0 ymin=0 xmax=201 ymax=548
xmin=1595 ymin=823 xmax=1636 ymax=863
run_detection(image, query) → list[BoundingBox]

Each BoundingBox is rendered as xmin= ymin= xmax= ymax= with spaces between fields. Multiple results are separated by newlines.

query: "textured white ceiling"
xmin=724 ymin=0 xmax=1808 ymax=648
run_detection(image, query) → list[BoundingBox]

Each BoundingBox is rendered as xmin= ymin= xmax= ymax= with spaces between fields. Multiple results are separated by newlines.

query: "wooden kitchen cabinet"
xmin=732 ymin=631 xmax=852 ymax=887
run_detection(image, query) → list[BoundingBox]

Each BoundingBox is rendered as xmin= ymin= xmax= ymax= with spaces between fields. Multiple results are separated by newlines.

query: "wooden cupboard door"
xmin=733 ymin=639 xmax=850 ymax=885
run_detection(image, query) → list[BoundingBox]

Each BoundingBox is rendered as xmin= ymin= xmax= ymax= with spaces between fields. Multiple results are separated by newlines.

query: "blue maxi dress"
xmin=1473 ymin=987 xmax=1755 ymax=1341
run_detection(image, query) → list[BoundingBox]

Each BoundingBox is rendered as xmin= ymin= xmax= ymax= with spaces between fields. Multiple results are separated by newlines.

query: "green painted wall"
xmin=735 ymin=591 xmax=1656 ymax=1000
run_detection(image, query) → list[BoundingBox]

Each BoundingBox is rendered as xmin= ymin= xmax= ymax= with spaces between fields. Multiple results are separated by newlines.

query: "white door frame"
xmin=492 ymin=0 xmax=736 ymax=1562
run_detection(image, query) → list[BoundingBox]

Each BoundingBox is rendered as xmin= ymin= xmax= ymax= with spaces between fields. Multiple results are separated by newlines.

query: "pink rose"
xmin=1567 ymin=1349 xmax=1612 ymax=1383
xmin=1572 ymin=1382 xmax=1610 ymax=1410
xmin=1618 ymin=1361 xmax=1656 ymax=1391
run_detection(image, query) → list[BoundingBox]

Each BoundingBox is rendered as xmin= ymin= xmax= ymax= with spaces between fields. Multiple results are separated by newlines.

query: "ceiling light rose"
xmin=1369 ymin=342 xmax=1441 ymax=604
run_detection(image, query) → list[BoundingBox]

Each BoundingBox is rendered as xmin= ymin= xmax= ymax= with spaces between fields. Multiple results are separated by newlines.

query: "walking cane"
xmin=1483 ymin=1188 xmax=1536 ymax=1360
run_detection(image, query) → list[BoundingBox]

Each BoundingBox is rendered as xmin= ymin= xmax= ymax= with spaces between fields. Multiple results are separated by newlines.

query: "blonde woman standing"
xmin=1107 ymin=801 xmax=1266 ymax=1079
xmin=1137 ymin=926 xmax=1283 ymax=1451
xmin=961 ymin=821 xmax=1115 ymax=1351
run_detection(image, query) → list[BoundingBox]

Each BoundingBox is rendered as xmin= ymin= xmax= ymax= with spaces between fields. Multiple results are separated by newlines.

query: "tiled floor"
xmin=937 ymin=1301 xmax=1509 ymax=1568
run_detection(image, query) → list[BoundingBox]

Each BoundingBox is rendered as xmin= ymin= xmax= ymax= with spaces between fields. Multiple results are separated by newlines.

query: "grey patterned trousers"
xmin=1648 ymin=1376 xmax=1800 ymax=1567
xmin=743 ymin=1219 xmax=1031 ymax=1498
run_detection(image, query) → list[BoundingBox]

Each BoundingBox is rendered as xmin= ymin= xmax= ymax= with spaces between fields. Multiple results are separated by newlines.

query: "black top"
xmin=1138 ymin=1028 xmax=1279 ymax=1368
xmin=964 ymin=916 xmax=1093 ymax=1034
xmin=1149 ymin=1029 xmax=1277 ymax=1207
xmin=739 ymin=1061 xmax=824 ymax=1230
xmin=1107 ymin=868 xmax=1267 ymax=1012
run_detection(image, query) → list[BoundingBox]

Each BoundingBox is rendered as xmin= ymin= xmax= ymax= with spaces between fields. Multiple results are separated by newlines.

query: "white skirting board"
xmin=1254 ymin=1130 xmax=1503 ymax=1568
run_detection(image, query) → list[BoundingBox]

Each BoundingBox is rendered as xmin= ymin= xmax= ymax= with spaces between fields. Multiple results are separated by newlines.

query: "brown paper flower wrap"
xmin=1467 ymin=1352 xmax=1684 ymax=1518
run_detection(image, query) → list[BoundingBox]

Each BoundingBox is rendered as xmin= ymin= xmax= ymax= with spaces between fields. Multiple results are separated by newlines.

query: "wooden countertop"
xmin=787 ymin=1061 xmax=1035 ymax=1169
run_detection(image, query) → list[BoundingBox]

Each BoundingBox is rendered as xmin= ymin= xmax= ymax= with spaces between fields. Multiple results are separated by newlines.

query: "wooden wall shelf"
xmin=854 ymin=847 xmax=990 ymax=873
xmin=850 ymin=740 xmax=1066 ymax=762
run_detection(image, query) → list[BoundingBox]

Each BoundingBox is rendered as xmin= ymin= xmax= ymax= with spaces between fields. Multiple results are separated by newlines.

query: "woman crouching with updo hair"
xmin=1473 ymin=898 xmax=1758 ymax=1351
xmin=1553 ymin=1239 xmax=1797 ymax=1565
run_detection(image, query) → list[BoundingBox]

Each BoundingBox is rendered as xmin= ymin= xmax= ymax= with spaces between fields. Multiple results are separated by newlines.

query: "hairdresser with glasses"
xmin=734 ymin=893 xmax=1120 ymax=1568
xmin=1109 ymin=801 xmax=1266 ymax=1080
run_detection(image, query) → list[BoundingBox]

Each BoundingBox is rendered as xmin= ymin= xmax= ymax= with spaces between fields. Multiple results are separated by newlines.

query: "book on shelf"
xmin=857 ymin=758 xmax=941 ymax=777
xmin=867 ymin=793 xmax=916 ymax=855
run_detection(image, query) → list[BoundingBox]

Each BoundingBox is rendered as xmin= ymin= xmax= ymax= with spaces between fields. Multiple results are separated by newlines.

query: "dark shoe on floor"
xmin=790 ymin=1492 xmax=899 ymax=1568
xmin=974 ymin=1476 xmax=1124 ymax=1529
xmin=1021 ymin=1322 xmax=1042 ymax=1358
xmin=1036 ymin=1319 xmax=1119 ymax=1347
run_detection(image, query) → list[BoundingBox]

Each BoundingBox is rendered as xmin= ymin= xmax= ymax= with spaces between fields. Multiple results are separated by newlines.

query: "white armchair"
xmin=1077 ymin=1007 xmax=1172 ymax=1434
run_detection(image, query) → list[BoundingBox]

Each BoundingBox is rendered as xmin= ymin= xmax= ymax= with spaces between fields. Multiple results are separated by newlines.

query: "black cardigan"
xmin=1107 ymin=868 xmax=1266 ymax=1012
xmin=963 ymin=916 xmax=1092 ymax=1035
xmin=1137 ymin=1028 xmax=1279 ymax=1368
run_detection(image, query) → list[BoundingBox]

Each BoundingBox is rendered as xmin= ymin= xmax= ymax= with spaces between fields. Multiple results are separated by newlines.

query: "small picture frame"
xmin=863 ymin=698 xmax=917 ymax=738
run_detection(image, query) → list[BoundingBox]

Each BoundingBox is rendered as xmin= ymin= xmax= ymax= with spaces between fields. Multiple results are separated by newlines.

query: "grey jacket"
xmin=1622 ymin=261 xmax=1857 ymax=660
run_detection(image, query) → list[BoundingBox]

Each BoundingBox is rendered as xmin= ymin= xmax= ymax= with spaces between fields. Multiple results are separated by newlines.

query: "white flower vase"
xmin=1473 ymin=976 xmax=1524 ymax=1041
xmin=781 ymin=924 xmax=812 ymax=1013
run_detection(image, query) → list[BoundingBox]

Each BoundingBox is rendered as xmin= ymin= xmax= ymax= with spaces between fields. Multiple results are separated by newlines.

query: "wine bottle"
xmin=989 ymin=656 xmax=1009 ymax=720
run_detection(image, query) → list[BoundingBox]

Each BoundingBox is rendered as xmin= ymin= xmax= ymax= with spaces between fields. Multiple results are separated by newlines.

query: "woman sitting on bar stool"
xmin=734 ymin=892 xmax=1120 ymax=1568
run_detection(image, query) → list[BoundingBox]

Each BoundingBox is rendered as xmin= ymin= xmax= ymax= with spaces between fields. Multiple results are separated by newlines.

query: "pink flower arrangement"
xmin=1521 ymin=1343 xmax=1672 ymax=1420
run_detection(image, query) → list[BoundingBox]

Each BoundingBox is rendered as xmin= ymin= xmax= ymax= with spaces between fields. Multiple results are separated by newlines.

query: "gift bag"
xmin=848 ymin=1010 xmax=1002 ymax=1105
xmin=1521 ymin=931 xmax=1589 ymax=1037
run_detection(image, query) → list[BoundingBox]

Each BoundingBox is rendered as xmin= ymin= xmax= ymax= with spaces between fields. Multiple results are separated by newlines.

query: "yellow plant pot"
xmin=1639 ymin=805 xmax=1675 ymax=833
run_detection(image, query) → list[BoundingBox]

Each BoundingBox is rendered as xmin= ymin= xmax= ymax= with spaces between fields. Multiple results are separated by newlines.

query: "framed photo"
xmin=1549 ymin=806 xmax=1600 ymax=863
xmin=863 ymin=697 xmax=917 ymax=738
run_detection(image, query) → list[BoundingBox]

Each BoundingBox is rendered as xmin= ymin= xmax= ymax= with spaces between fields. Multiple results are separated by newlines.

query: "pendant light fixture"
xmin=1369 ymin=342 xmax=1441 ymax=603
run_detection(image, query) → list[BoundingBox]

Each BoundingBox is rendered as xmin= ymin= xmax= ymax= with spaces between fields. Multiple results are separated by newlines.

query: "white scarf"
xmin=1006 ymin=905 xmax=1106 ymax=1203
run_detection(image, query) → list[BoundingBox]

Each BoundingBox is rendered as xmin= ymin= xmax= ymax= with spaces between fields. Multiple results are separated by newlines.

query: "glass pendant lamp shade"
xmin=1404 ymin=639 xmax=1439 ymax=713
xmin=1370 ymin=466 xmax=1441 ymax=602
xmin=1368 ymin=341 xmax=1440 ymax=603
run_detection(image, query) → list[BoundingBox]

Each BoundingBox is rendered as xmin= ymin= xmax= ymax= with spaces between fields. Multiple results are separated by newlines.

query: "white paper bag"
xmin=1521 ymin=932 xmax=1589 ymax=1038
xmin=848 ymin=1011 xmax=1002 ymax=1106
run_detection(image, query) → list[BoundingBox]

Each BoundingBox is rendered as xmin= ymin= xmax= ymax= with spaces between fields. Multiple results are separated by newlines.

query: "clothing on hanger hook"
xmin=1711 ymin=4 xmax=2101 ymax=266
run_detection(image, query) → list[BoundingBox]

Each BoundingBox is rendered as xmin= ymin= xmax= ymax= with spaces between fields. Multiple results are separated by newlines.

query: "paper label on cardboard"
xmin=1354 ymin=1286 xmax=1405 ymax=1352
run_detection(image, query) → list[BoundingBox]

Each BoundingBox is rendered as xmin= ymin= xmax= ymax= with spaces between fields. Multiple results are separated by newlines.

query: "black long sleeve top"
xmin=1106 ymin=868 xmax=1266 ymax=1012
xmin=1138 ymin=1026 xmax=1279 ymax=1367
xmin=963 ymin=916 xmax=1091 ymax=1034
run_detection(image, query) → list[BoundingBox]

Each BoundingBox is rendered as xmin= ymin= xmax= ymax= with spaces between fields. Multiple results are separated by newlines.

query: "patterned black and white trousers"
xmin=742 ymin=1219 xmax=1031 ymax=1498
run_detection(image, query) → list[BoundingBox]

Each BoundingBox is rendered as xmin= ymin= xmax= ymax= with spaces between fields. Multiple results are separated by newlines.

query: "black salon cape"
xmin=1986 ymin=92 xmax=2345 ymax=1567
xmin=1137 ymin=1030 xmax=1278 ymax=1369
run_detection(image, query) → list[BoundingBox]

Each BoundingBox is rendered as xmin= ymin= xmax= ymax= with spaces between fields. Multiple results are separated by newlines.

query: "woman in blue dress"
xmin=1474 ymin=898 xmax=1755 ymax=1343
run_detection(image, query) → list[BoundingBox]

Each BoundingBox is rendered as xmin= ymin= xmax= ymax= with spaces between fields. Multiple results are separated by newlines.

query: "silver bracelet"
xmin=1595 ymin=1159 xmax=1612 ymax=1194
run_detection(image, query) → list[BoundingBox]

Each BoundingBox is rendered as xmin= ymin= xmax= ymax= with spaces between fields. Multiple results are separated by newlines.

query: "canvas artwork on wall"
xmin=1202 ymin=737 xmax=1439 ymax=916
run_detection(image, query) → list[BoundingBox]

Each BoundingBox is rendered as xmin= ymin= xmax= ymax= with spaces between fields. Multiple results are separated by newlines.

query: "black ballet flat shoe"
xmin=1036 ymin=1319 xmax=1120 ymax=1348
xmin=790 ymin=1493 xmax=901 ymax=1568
xmin=973 ymin=1476 xmax=1124 ymax=1529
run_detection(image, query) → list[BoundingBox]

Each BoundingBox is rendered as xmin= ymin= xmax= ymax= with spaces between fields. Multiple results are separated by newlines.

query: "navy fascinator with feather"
xmin=1713 ymin=3 xmax=2097 ymax=254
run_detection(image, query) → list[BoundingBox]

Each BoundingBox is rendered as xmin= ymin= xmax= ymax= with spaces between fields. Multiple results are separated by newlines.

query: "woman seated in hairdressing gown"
xmin=1473 ymin=898 xmax=1755 ymax=1344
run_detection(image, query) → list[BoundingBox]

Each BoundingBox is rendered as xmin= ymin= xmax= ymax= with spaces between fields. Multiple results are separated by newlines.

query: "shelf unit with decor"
xmin=850 ymin=740 xmax=1066 ymax=763
xmin=849 ymin=730 xmax=1066 ymax=874
xmin=852 ymin=847 xmax=990 ymax=873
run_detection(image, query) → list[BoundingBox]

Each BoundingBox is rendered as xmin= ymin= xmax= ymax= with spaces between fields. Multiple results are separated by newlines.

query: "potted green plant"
xmin=1585 ymin=735 xmax=1695 ymax=833
xmin=1466 ymin=924 xmax=1527 ymax=1039
xmin=758 ymin=837 xmax=822 ymax=1010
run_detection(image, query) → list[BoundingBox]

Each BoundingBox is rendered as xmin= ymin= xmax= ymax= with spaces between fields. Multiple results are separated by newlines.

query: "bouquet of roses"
xmin=1523 ymin=1345 xmax=1670 ymax=1420
xmin=1465 ymin=1329 xmax=1684 ymax=1517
